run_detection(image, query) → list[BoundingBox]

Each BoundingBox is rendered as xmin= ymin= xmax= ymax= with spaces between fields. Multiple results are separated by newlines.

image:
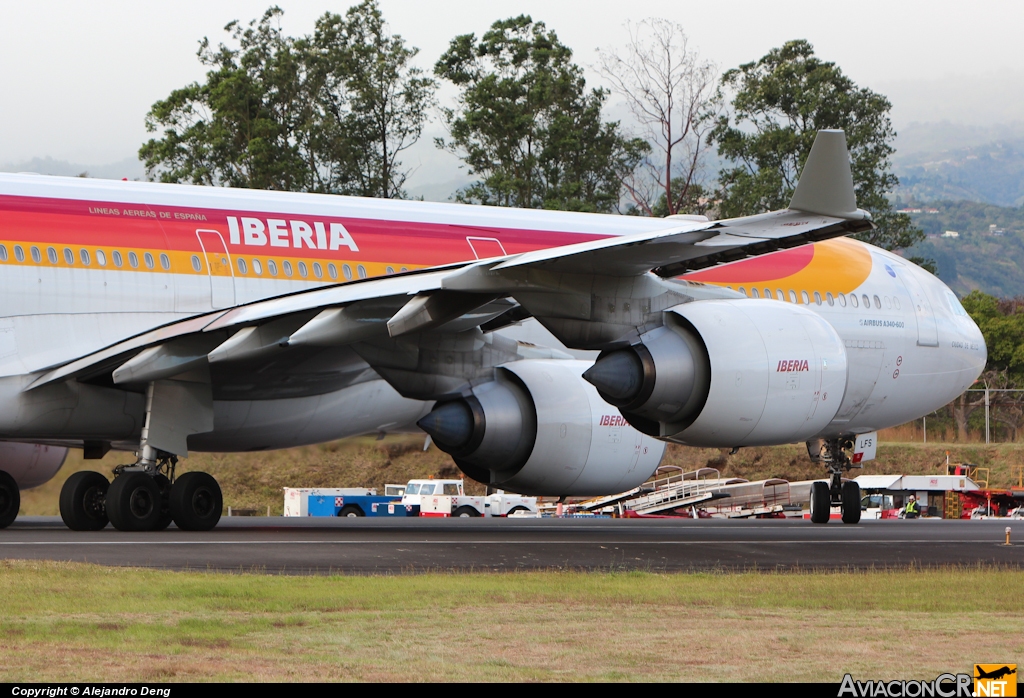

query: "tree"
xmin=711 ymin=40 xmax=924 ymax=255
xmin=596 ymin=19 xmax=720 ymax=217
xmin=434 ymin=15 xmax=646 ymax=212
xmin=139 ymin=2 xmax=434 ymax=197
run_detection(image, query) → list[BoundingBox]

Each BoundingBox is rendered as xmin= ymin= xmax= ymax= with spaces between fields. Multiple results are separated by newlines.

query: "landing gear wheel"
xmin=59 ymin=471 xmax=110 ymax=531
xmin=0 ymin=469 xmax=20 ymax=529
xmin=841 ymin=480 xmax=862 ymax=525
xmin=338 ymin=505 xmax=364 ymax=518
xmin=170 ymin=472 xmax=222 ymax=531
xmin=809 ymin=481 xmax=831 ymax=524
xmin=107 ymin=472 xmax=163 ymax=532
xmin=453 ymin=506 xmax=480 ymax=518
xmin=152 ymin=474 xmax=173 ymax=531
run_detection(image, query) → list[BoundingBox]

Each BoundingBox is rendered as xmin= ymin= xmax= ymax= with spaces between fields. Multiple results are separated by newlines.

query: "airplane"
xmin=0 ymin=130 xmax=985 ymax=531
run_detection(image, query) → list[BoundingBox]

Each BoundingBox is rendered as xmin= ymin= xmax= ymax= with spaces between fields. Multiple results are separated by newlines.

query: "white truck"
xmin=402 ymin=479 xmax=537 ymax=517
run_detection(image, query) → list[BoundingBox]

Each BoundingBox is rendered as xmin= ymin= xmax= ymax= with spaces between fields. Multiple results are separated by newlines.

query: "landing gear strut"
xmin=807 ymin=438 xmax=861 ymax=525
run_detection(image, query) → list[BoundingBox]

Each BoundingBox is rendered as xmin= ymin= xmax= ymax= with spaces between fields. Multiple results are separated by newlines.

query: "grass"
xmin=0 ymin=561 xmax=1020 ymax=682
xmin=18 ymin=434 xmax=1024 ymax=517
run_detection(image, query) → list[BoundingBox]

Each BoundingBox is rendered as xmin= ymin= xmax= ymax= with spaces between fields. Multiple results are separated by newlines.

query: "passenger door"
xmin=196 ymin=230 xmax=236 ymax=309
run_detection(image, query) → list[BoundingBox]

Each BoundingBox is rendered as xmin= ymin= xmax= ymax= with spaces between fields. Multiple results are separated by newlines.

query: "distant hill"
xmin=0 ymin=156 xmax=145 ymax=181
xmin=894 ymin=142 xmax=1024 ymax=207
xmin=902 ymin=200 xmax=1024 ymax=297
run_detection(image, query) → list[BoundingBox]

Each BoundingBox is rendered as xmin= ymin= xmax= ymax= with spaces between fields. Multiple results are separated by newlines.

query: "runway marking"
xmin=0 ymin=539 xmax=1005 ymax=546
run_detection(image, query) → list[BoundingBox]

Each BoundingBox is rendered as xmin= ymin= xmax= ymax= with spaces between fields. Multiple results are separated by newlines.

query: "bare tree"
xmin=596 ymin=19 xmax=720 ymax=217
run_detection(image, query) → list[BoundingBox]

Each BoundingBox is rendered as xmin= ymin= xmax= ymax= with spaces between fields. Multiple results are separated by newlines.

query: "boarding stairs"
xmin=621 ymin=467 xmax=734 ymax=516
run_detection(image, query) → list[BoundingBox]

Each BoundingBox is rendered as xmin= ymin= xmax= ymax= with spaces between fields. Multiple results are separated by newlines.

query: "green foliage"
xmin=961 ymin=290 xmax=1024 ymax=383
xmin=139 ymin=2 xmax=434 ymax=197
xmin=434 ymin=16 xmax=647 ymax=211
xmin=711 ymin=40 xmax=924 ymax=253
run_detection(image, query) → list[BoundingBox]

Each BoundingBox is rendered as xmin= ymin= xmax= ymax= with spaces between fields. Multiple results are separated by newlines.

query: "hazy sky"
xmin=0 ymin=0 xmax=1020 ymax=169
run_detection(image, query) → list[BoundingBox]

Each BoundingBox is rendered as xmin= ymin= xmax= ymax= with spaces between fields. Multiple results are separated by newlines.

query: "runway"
xmin=2 ymin=516 xmax=1021 ymax=574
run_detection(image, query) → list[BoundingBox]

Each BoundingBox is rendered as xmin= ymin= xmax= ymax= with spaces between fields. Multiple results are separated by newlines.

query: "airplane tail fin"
xmin=788 ymin=130 xmax=870 ymax=221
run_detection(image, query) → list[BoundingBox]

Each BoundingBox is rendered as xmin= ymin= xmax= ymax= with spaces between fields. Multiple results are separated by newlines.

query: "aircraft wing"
xmin=29 ymin=130 xmax=872 ymax=400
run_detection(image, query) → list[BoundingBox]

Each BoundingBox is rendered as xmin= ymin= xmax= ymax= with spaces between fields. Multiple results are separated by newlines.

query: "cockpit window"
xmin=946 ymin=291 xmax=969 ymax=317
xmin=405 ymin=484 xmax=420 ymax=495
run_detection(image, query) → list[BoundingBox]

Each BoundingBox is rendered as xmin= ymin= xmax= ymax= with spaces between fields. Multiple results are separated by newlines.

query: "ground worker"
xmin=904 ymin=495 xmax=921 ymax=519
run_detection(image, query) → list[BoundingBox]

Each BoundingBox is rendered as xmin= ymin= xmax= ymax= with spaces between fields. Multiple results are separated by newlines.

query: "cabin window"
xmin=160 ymin=254 xmax=170 ymax=270
xmin=788 ymin=290 xmax=797 ymax=303
xmin=873 ymin=294 xmax=881 ymax=309
xmin=884 ymin=296 xmax=892 ymax=309
xmin=751 ymin=288 xmax=760 ymax=298
xmin=387 ymin=266 xmax=396 ymax=275
xmin=14 ymin=246 xmax=24 ymax=262
xmin=801 ymin=291 xmax=810 ymax=304
xmin=113 ymin=251 xmax=123 ymax=267
xmin=893 ymin=297 xmax=901 ymax=310
xmin=401 ymin=267 xmax=408 ymax=272
xmin=738 ymin=287 xmax=747 ymax=296
xmin=851 ymin=294 xmax=859 ymax=308
xmin=343 ymin=264 xmax=353 ymax=280
xmin=237 ymin=258 xmax=247 ymax=275
xmin=862 ymin=294 xmax=870 ymax=308
xmin=47 ymin=247 xmax=58 ymax=264
xmin=826 ymin=292 xmax=835 ymax=306
xmin=282 ymin=261 xmax=293 ymax=277
xmin=0 ymin=245 xmax=7 ymax=261
xmin=80 ymin=249 xmax=91 ymax=266
xmin=313 ymin=262 xmax=323 ymax=279
xmin=297 ymin=261 xmax=308 ymax=278
xmin=144 ymin=252 xmax=155 ymax=269
xmin=128 ymin=252 xmax=139 ymax=268
xmin=328 ymin=263 xmax=338 ymax=280
xmin=96 ymin=250 xmax=107 ymax=266
xmin=31 ymin=246 xmax=41 ymax=263
xmin=191 ymin=255 xmax=201 ymax=272
xmin=64 ymin=248 xmax=74 ymax=265
xmin=252 ymin=259 xmax=262 ymax=275
xmin=267 ymin=260 xmax=278 ymax=276
xmin=776 ymin=289 xmax=784 ymax=301
xmin=838 ymin=293 xmax=847 ymax=307
xmin=357 ymin=265 xmax=367 ymax=279
xmin=814 ymin=291 xmax=822 ymax=305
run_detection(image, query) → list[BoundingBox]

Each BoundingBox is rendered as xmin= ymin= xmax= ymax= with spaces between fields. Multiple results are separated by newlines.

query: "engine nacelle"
xmin=418 ymin=359 xmax=666 ymax=496
xmin=585 ymin=299 xmax=848 ymax=446
xmin=0 ymin=442 xmax=69 ymax=489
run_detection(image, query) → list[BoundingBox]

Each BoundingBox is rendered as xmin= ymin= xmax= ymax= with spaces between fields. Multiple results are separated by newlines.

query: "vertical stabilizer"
xmin=788 ymin=130 xmax=869 ymax=220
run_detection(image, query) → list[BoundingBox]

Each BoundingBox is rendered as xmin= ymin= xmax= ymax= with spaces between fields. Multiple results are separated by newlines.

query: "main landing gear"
xmin=60 ymin=452 xmax=222 ymax=532
xmin=808 ymin=437 xmax=861 ymax=525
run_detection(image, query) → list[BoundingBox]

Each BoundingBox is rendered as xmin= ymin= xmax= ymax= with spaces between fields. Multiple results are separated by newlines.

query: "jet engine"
xmin=418 ymin=360 xmax=666 ymax=496
xmin=0 ymin=442 xmax=69 ymax=488
xmin=584 ymin=299 xmax=848 ymax=446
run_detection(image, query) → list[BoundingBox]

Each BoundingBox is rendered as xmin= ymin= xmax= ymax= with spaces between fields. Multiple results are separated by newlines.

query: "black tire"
xmin=106 ymin=472 xmax=163 ymax=532
xmin=841 ymin=480 xmax=862 ymax=525
xmin=153 ymin=474 xmax=173 ymax=531
xmin=506 ymin=506 xmax=530 ymax=516
xmin=169 ymin=472 xmax=222 ymax=531
xmin=59 ymin=471 xmax=109 ymax=531
xmin=0 ymin=469 xmax=20 ymax=529
xmin=453 ymin=505 xmax=480 ymax=518
xmin=809 ymin=481 xmax=831 ymax=524
xmin=338 ymin=505 xmax=364 ymax=518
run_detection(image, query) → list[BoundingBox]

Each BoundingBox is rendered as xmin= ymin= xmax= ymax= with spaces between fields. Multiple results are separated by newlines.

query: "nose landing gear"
xmin=807 ymin=438 xmax=862 ymax=525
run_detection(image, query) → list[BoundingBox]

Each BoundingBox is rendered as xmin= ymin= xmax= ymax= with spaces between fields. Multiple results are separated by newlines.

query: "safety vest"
xmin=906 ymin=500 xmax=919 ymax=514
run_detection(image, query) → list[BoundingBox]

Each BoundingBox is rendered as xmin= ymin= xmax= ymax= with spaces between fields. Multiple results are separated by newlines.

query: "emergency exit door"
xmin=196 ymin=229 xmax=235 ymax=308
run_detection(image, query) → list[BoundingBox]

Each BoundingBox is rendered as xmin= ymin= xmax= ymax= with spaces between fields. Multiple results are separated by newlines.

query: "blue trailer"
xmin=307 ymin=493 xmax=415 ymax=517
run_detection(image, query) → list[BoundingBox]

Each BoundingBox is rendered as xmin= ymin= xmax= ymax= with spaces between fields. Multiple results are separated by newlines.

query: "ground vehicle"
xmin=404 ymin=479 xmax=537 ymax=517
